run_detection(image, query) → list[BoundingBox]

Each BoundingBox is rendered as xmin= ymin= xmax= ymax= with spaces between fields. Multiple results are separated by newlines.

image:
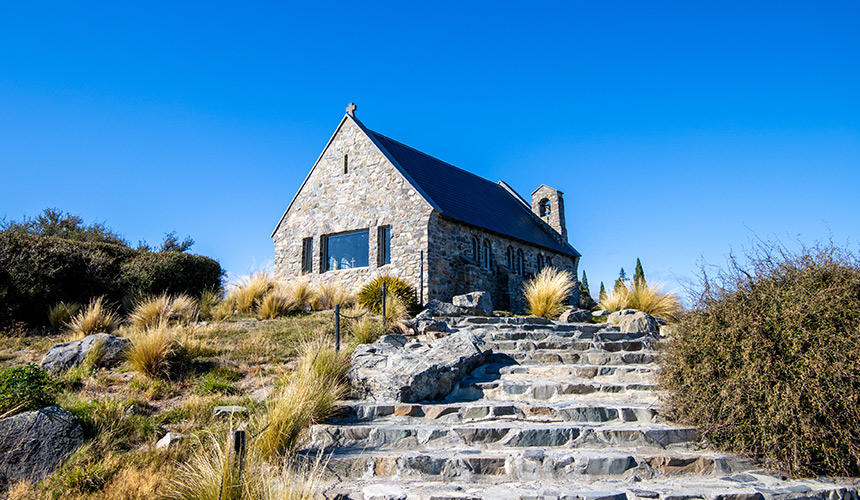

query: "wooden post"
xmin=334 ymin=304 xmax=340 ymax=352
xmin=224 ymin=429 xmax=246 ymax=500
xmin=381 ymin=282 xmax=387 ymax=324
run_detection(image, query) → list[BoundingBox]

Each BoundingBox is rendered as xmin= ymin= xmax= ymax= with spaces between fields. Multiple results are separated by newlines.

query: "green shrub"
xmin=0 ymin=231 xmax=222 ymax=326
xmin=0 ymin=364 xmax=60 ymax=415
xmin=357 ymin=275 xmax=417 ymax=314
xmin=660 ymin=241 xmax=860 ymax=477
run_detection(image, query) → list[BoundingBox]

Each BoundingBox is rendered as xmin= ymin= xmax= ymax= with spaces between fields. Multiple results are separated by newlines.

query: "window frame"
xmin=471 ymin=235 xmax=480 ymax=262
xmin=377 ymin=225 xmax=391 ymax=266
xmin=539 ymin=198 xmax=551 ymax=217
xmin=537 ymin=254 xmax=545 ymax=272
xmin=506 ymin=246 xmax=513 ymax=269
xmin=321 ymin=229 xmax=370 ymax=272
xmin=517 ymin=249 xmax=524 ymax=275
xmin=301 ymin=237 xmax=313 ymax=274
xmin=482 ymin=239 xmax=492 ymax=270
xmin=343 ymin=154 xmax=349 ymax=174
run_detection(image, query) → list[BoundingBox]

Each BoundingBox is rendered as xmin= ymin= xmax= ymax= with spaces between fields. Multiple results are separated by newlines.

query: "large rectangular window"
xmin=301 ymin=237 xmax=313 ymax=274
xmin=377 ymin=225 xmax=391 ymax=266
xmin=322 ymin=229 xmax=369 ymax=271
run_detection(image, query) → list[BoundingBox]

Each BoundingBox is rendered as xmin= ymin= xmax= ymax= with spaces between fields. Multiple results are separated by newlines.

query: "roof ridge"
xmin=367 ymin=129 xmax=505 ymax=191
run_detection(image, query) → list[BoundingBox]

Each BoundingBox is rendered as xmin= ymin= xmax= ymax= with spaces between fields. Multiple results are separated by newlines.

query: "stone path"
xmin=305 ymin=317 xmax=859 ymax=500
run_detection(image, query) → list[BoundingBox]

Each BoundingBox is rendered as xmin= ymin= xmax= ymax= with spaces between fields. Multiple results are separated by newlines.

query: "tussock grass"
xmin=227 ymin=272 xmax=275 ymax=314
xmin=126 ymin=326 xmax=189 ymax=379
xmin=357 ymin=275 xmax=417 ymax=313
xmin=523 ymin=267 xmax=575 ymax=319
xmin=257 ymin=290 xmax=295 ymax=320
xmin=344 ymin=305 xmax=381 ymax=346
xmin=255 ymin=338 xmax=349 ymax=459
xmin=311 ymin=282 xmax=353 ymax=311
xmin=198 ymin=289 xmax=222 ymax=321
xmin=286 ymin=279 xmax=313 ymax=312
xmin=48 ymin=301 xmax=81 ymax=330
xmin=68 ymin=297 xmax=121 ymax=339
xmin=661 ymin=241 xmax=860 ymax=477
xmin=599 ymin=282 xmax=681 ymax=320
xmin=129 ymin=294 xmax=199 ymax=330
xmin=382 ymin=294 xmax=407 ymax=324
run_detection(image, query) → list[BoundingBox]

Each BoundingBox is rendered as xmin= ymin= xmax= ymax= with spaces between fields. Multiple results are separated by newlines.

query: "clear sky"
xmin=1 ymin=1 xmax=858 ymax=298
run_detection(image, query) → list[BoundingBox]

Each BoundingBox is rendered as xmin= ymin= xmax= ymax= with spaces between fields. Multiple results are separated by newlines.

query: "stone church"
xmin=272 ymin=104 xmax=581 ymax=312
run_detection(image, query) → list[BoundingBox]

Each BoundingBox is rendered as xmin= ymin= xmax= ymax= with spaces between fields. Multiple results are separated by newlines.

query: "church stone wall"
xmin=272 ymin=118 xmax=433 ymax=297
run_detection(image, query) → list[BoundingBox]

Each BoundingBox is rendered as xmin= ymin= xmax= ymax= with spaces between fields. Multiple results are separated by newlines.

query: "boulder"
xmin=414 ymin=299 xmax=461 ymax=320
xmin=558 ymin=308 xmax=592 ymax=323
xmin=156 ymin=432 xmax=184 ymax=450
xmin=608 ymin=309 xmax=659 ymax=334
xmin=591 ymin=309 xmax=611 ymax=318
xmin=348 ymin=331 xmax=490 ymax=403
xmin=0 ymin=406 xmax=84 ymax=491
xmin=416 ymin=319 xmax=449 ymax=335
xmin=40 ymin=333 xmax=132 ymax=373
xmin=452 ymin=291 xmax=493 ymax=316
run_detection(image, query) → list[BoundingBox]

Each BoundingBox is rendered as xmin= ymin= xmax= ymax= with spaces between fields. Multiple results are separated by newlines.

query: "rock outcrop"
xmin=0 ymin=406 xmax=84 ymax=491
xmin=558 ymin=307 xmax=592 ymax=323
xmin=414 ymin=299 xmax=461 ymax=320
xmin=348 ymin=331 xmax=490 ymax=403
xmin=40 ymin=333 xmax=132 ymax=373
xmin=608 ymin=309 xmax=660 ymax=334
xmin=453 ymin=291 xmax=493 ymax=316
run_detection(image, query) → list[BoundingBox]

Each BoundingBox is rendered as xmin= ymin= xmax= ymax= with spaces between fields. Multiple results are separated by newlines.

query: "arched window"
xmin=517 ymin=249 xmax=524 ymax=275
xmin=470 ymin=235 xmax=479 ymax=261
xmin=505 ymin=246 xmax=513 ymax=269
xmin=546 ymin=256 xmax=553 ymax=268
xmin=539 ymin=198 xmax=551 ymax=217
xmin=482 ymin=239 xmax=492 ymax=269
xmin=537 ymin=254 xmax=544 ymax=272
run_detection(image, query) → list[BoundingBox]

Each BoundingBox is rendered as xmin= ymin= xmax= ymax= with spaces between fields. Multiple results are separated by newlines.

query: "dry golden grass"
xmin=382 ymin=294 xmax=408 ymax=324
xmin=599 ymin=282 xmax=681 ymax=320
xmin=343 ymin=305 xmax=381 ymax=346
xmin=68 ymin=296 xmax=121 ymax=339
xmin=211 ymin=301 xmax=234 ymax=321
xmin=286 ymin=279 xmax=313 ymax=312
xmin=129 ymin=294 xmax=171 ymax=330
xmin=310 ymin=282 xmax=354 ymax=311
xmin=227 ymin=272 xmax=276 ymax=314
xmin=48 ymin=301 xmax=81 ymax=330
xmin=127 ymin=326 xmax=178 ymax=379
xmin=255 ymin=338 xmax=349 ymax=459
xmin=523 ymin=267 xmax=575 ymax=318
xmin=256 ymin=290 xmax=296 ymax=320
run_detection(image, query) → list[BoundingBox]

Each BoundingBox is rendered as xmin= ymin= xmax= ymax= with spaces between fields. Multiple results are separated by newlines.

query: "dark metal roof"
xmin=364 ymin=126 xmax=580 ymax=257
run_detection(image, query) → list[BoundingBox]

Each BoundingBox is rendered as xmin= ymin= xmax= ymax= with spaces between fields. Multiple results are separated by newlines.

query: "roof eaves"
xmin=498 ymin=180 xmax=531 ymax=208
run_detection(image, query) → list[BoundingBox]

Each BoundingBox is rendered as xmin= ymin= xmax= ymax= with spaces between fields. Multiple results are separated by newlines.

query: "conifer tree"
xmin=599 ymin=282 xmax=607 ymax=303
xmin=579 ymin=271 xmax=597 ymax=309
xmin=634 ymin=258 xmax=646 ymax=287
xmin=614 ymin=268 xmax=628 ymax=293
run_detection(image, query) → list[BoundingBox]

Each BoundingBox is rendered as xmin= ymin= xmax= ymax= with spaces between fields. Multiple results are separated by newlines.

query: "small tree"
xmin=160 ymin=231 xmax=194 ymax=253
xmin=578 ymin=271 xmax=597 ymax=309
xmin=598 ymin=282 xmax=607 ymax=303
xmin=614 ymin=268 xmax=628 ymax=293
xmin=634 ymin=258 xmax=646 ymax=287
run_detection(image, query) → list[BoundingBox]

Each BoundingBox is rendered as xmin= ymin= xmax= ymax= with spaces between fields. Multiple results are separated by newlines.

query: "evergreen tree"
xmin=614 ymin=268 xmax=628 ymax=293
xmin=633 ymin=258 xmax=646 ymax=287
xmin=599 ymin=282 xmax=607 ymax=303
xmin=579 ymin=271 xmax=597 ymax=309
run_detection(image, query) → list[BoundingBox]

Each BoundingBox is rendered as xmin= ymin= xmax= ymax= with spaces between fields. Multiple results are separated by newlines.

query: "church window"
xmin=343 ymin=154 xmax=349 ymax=174
xmin=471 ymin=236 xmax=479 ymax=261
xmin=539 ymin=198 xmax=551 ymax=217
xmin=377 ymin=226 xmax=391 ymax=266
xmin=322 ymin=229 xmax=369 ymax=271
xmin=482 ymin=239 xmax=492 ymax=270
xmin=506 ymin=246 xmax=513 ymax=269
xmin=301 ymin=237 xmax=313 ymax=274
xmin=537 ymin=254 xmax=544 ymax=272
xmin=517 ymin=249 xmax=524 ymax=275
xmin=546 ymin=256 xmax=553 ymax=268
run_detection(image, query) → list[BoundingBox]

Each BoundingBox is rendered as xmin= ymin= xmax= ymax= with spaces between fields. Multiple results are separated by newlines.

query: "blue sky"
xmin=1 ymin=1 xmax=858 ymax=298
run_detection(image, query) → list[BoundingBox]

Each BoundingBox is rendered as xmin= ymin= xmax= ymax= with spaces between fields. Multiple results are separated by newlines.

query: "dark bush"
xmin=0 ymin=364 xmax=60 ymax=415
xmin=0 ymin=232 xmax=222 ymax=326
xmin=358 ymin=275 xmax=418 ymax=314
xmin=660 ymin=241 xmax=860 ymax=477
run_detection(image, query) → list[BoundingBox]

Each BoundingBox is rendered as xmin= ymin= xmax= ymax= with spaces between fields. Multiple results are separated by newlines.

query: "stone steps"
xmin=487 ymin=330 xmax=653 ymax=342
xmin=334 ymin=401 xmax=663 ymax=425
xmin=308 ymin=422 xmax=700 ymax=451
xmin=312 ymin=447 xmax=754 ymax=482
xmin=456 ymin=378 xmax=658 ymax=403
xmin=324 ymin=476 xmax=860 ymax=500
xmin=505 ymin=350 xmax=661 ymax=365
xmin=486 ymin=338 xmax=657 ymax=353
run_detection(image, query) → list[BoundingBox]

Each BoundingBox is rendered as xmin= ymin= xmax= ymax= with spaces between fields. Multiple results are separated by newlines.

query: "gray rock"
xmin=348 ymin=330 xmax=491 ymax=403
xmin=558 ymin=308 xmax=592 ymax=323
xmin=155 ymin=432 xmax=184 ymax=450
xmin=0 ymin=406 xmax=84 ymax=491
xmin=608 ymin=309 xmax=659 ymax=334
xmin=417 ymin=319 xmax=449 ymax=335
xmin=591 ymin=309 xmax=611 ymax=317
xmin=39 ymin=333 xmax=132 ymax=373
xmin=452 ymin=291 xmax=493 ymax=316
xmin=212 ymin=405 xmax=248 ymax=417
xmin=414 ymin=299 xmax=461 ymax=320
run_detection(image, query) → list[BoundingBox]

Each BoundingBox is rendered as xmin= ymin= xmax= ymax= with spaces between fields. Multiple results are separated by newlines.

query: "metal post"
xmin=334 ymin=304 xmax=340 ymax=352
xmin=381 ymin=283 xmax=387 ymax=323
xmin=419 ymin=250 xmax=424 ymax=306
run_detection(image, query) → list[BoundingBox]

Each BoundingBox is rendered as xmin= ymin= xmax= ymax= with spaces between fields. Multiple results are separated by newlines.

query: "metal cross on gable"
xmin=346 ymin=102 xmax=357 ymax=116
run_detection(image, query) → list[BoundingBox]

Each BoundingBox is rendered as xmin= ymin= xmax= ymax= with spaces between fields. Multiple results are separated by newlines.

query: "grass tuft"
xmin=126 ymin=326 xmax=191 ymax=379
xmin=599 ymin=281 xmax=681 ymax=320
xmin=227 ymin=272 xmax=275 ymax=314
xmin=129 ymin=294 xmax=199 ymax=330
xmin=48 ymin=301 xmax=81 ymax=330
xmin=310 ymin=282 xmax=353 ymax=311
xmin=523 ymin=267 xmax=575 ymax=319
xmin=67 ymin=296 xmax=121 ymax=339
xmin=256 ymin=289 xmax=296 ymax=320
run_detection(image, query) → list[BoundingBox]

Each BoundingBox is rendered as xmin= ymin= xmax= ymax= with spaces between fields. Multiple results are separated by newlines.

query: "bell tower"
xmin=531 ymin=185 xmax=567 ymax=242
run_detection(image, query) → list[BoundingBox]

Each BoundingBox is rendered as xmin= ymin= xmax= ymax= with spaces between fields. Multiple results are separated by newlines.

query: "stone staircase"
xmin=304 ymin=317 xmax=859 ymax=500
